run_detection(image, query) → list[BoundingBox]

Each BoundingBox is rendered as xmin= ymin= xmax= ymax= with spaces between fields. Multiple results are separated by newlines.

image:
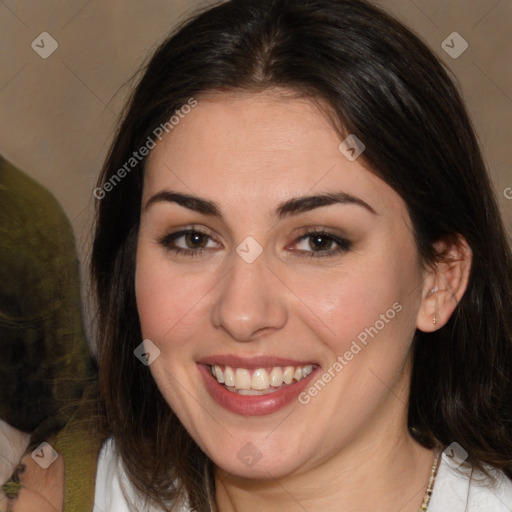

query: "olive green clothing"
xmin=0 ymin=156 xmax=104 ymax=510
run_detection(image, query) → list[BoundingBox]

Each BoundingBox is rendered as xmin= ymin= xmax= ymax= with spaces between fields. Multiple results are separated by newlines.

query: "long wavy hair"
xmin=91 ymin=0 xmax=512 ymax=510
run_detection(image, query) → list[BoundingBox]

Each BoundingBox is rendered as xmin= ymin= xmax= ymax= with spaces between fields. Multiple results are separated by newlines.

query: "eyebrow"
xmin=144 ymin=190 xmax=377 ymax=219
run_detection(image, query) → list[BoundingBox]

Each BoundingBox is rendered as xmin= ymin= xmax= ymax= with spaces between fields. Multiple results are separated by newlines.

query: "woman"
xmin=0 ymin=156 xmax=102 ymax=511
xmin=91 ymin=0 xmax=512 ymax=510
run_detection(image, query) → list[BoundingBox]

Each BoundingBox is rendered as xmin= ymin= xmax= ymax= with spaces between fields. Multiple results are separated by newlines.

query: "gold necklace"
xmin=418 ymin=450 xmax=441 ymax=512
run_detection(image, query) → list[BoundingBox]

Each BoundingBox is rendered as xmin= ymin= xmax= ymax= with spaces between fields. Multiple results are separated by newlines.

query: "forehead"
xmin=143 ymin=91 xmax=403 ymax=217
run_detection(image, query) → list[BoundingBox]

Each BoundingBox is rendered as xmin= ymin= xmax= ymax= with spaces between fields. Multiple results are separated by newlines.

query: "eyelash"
xmin=157 ymin=228 xmax=352 ymax=259
xmin=158 ymin=229 xmax=218 ymax=259
xmin=293 ymin=229 xmax=352 ymax=257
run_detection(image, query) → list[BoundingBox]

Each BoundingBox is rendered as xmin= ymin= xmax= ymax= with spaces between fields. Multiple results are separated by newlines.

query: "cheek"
xmin=294 ymin=270 xmax=390 ymax=335
xmin=135 ymin=246 xmax=209 ymax=349
xmin=292 ymin=248 xmax=420 ymax=356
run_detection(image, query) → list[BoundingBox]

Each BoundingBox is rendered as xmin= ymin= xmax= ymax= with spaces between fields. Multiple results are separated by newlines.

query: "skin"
xmin=0 ymin=432 xmax=64 ymax=512
xmin=135 ymin=90 xmax=471 ymax=511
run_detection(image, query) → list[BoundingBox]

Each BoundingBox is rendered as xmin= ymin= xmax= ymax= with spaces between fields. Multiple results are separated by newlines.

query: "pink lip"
xmin=197 ymin=354 xmax=316 ymax=369
xmin=197 ymin=362 xmax=319 ymax=416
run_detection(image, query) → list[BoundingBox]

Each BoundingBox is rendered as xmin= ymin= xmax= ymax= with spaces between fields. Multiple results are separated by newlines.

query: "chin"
xmin=204 ymin=435 xmax=313 ymax=480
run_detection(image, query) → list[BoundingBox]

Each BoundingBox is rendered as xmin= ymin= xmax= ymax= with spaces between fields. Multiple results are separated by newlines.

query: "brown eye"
xmin=158 ymin=229 xmax=221 ymax=258
xmin=293 ymin=231 xmax=352 ymax=257
xmin=185 ymin=232 xmax=209 ymax=249
xmin=309 ymin=234 xmax=335 ymax=251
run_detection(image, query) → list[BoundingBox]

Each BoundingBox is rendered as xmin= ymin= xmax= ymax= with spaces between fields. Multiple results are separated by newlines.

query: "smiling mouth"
xmin=209 ymin=364 xmax=314 ymax=395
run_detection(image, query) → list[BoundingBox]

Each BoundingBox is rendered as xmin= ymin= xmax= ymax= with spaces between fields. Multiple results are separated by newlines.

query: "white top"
xmin=93 ymin=438 xmax=186 ymax=512
xmin=0 ymin=419 xmax=30 ymax=486
xmin=94 ymin=438 xmax=512 ymax=511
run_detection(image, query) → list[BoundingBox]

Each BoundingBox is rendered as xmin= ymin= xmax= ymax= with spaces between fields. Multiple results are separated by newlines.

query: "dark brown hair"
xmin=91 ymin=0 xmax=512 ymax=510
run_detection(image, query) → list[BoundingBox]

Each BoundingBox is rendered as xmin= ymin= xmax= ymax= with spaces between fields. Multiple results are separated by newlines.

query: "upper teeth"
xmin=210 ymin=364 xmax=314 ymax=391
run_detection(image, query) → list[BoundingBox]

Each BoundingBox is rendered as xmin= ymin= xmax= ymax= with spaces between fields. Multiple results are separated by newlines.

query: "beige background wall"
xmin=1 ymin=0 xmax=511 ymax=338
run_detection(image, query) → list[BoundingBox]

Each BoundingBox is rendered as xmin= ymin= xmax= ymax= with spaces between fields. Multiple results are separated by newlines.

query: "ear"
xmin=416 ymin=234 xmax=472 ymax=332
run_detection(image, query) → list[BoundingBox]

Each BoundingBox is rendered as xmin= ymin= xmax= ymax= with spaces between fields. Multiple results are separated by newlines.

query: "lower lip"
xmin=197 ymin=364 xmax=317 ymax=416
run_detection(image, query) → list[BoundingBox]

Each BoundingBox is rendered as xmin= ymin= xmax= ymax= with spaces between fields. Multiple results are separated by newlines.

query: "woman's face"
xmin=136 ymin=91 xmax=428 ymax=479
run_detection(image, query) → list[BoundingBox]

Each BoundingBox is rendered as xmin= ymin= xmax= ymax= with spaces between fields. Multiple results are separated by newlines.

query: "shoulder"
xmin=95 ymin=438 xmax=163 ymax=512
xmin=94 ymin=438 xmax=191 ymax=512
xmin=429 ymin=451 xmax=512 ymax=512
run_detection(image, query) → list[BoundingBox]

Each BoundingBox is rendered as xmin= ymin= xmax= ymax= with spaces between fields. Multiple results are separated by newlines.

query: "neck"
xmin=214 ymin=370 xmax=436 ymax=512
xmin=216 ymin=436 xmax=434 ymax=512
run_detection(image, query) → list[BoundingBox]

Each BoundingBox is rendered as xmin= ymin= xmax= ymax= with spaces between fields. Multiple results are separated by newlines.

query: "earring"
xmin=428 ymin=287 xmax=438 ymax=296
xmin=433 ymin=314 xmax=437 ymax=326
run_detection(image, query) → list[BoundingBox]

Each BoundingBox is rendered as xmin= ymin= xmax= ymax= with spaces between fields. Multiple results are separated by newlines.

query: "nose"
xmin=210 ymin=252 xmax=288 ymax=342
